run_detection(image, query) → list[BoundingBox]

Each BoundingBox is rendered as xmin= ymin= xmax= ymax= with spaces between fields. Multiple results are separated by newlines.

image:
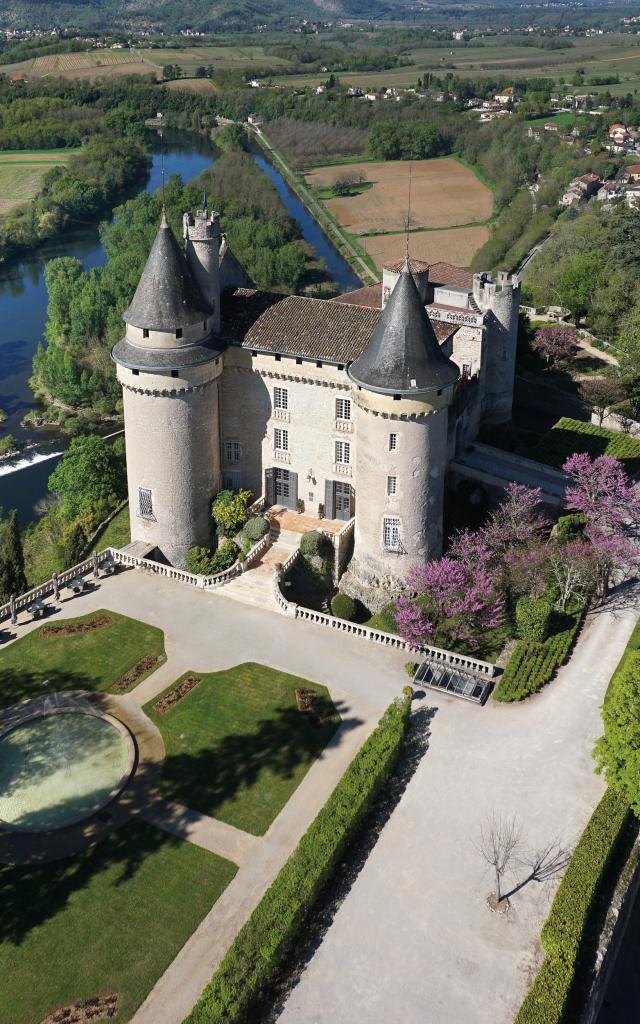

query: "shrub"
xmin=186 ymin=540 xmax=239 ymax=576
xmin=514 ymin=788 xmax=629 ymax=1024
xmin=405 ymin=661 xmax=417 ymax=679
xmin=185 ymin=696 xmax=412 ymax=1024
xmin=554 ymin=513 xmax=587 ymax=544
xmin=330 ymin=592 xmax=357 ymax=620
xmin=211 ymin=488 xmax=252 ymax=536
xmin=594 ymin=650 xmax=640 ymax=815
xmin=494 ymin=608 xmax=584 ymax=702
xmin=516 ymin=597 xmax=553 ymax=642
xmin=299 ymin=530 xmax=333 ymax=580
xmin=242 ymin=516 xmax=270 ymax=543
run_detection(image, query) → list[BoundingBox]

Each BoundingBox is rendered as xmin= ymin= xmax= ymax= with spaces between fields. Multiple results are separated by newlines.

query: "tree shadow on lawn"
xmin=0 ymin=668 xmax=94 ymax=710
xmin=0 ymin=700 xmax=360 ymax=943
xmin=259 ymin=703 xmax=437 ymax=1023
xmin=155 ymin=697 xmax=359 ymax=830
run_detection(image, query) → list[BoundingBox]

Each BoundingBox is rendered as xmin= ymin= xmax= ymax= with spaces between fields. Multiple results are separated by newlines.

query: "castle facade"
xmin=112 ymin=206 xmax=519 ymax=605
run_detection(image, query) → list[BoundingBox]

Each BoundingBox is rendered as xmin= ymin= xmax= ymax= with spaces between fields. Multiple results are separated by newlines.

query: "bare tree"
xmin=478 ymin=813 xmax=521 ymax=904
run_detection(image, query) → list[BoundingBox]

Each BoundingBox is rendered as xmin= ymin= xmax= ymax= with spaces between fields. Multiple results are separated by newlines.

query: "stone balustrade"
xmin=0 ymin=550 xmax=112 ymax=623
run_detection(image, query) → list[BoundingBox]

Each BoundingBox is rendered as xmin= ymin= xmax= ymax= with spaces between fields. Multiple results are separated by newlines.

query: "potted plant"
xmin=297 ymin=498 xmax=305 ymax=514
xmin=318 ymin=502 xmax=325 ymax=520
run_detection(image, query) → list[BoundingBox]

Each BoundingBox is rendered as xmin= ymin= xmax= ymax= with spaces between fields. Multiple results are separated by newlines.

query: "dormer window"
xmin=175 ymin=328 xmax=183 ymax=339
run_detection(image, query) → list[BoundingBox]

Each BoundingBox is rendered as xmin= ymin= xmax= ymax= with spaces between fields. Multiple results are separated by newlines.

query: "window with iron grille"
xmin=383 ymin=516 xmax=401 ymax=551
xmin=224 ymin=441 xmax=241 ymax=464
xmin=138 ymin=486 xmax=154 ymax=519
xmin=273 ymin=386 xmax=288 ymax=410
xmin=335 ymin=397 xmax=351 ymax=420
xmin=389 ymin=432 xmax=398 ymax=451
xmin=387 ymin=476 xmax=397 ymax=496
xmin=335 ymin=440 xmax=351 ymax=464
xmin=462 ymin=363 xmax=472 ymax=378
xmin=274 ymin=428 xmax=289 ymax=451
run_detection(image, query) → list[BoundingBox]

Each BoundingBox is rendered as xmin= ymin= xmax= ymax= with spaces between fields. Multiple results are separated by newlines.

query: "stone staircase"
xmin=212 ymin=526 xmax=300 ymax=610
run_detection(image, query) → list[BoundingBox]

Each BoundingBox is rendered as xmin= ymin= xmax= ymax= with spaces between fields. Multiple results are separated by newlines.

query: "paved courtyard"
xmin=3 ymin=568 xmax=637 ymax=1024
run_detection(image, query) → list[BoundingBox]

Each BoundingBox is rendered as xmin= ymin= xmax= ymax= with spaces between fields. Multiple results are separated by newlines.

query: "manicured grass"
xmin=525 ymin=111 xmax=577 ymax=128
xmin=0 ymin=820 xmax=236 ymax=1024
xmin=146 ymin=663 xmax=340 ymax=835
xmin=0 ymin=150 xmax=77 ymax=214
xmin=92 ymin=503 xmax=130 ymax=552
xmin=0 ymin=610 xmax=165 ymax=708
xmin=528 ymin=417 xmax=640 ymax=475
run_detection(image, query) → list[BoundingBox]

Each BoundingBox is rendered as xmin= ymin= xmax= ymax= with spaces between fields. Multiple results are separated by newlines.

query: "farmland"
xmin=0 ymin=149 xmax=78 ymax=214
xmin=360 ymin=226 xmax=491 ymax=272
xmin=303 ymin=157 xmax=493 ymax=270
xmin=0 ymin=48 xmax=152 ymax=81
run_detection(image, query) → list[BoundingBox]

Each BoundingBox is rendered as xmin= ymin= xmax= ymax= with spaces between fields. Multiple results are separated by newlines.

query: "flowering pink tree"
xmin=395 ymin=556 xmax=504 ymax=649
xmin=563 ymin=453 xmax=640 ymax=536
xmin=487 ymin=482 xmax=549 ymax=553
xmin=532 ymin=326 xmax=577 ymax=368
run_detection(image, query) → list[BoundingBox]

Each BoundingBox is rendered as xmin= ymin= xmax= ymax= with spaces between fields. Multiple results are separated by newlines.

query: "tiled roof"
xmin=331 ymin=283 xmax=383 ymax=308
xmin=428 ymin=262 xmax=474 ymax=289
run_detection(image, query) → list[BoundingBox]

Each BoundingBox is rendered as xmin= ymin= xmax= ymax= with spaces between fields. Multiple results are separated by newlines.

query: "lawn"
xmin=525 ymin=111 xmax=577 ymax=128
xmin=0 ymin=610 xmax=165 ymax=708
xmin=146 ymin=663 xmax=340 ymax=835
xmin=93 ymin=503 xmax=131 ymax=552
xmin=527 ymin=417 xmax=640 ymax=475
xmin=0 ymin=819 xmax=236 ymax=1024
xmin=0 ymin=149 xmax=78 ymax=214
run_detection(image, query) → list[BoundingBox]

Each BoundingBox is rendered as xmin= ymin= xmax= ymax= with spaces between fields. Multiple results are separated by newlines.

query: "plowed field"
xmin=360 ymin=226 xmax=490 ymax=271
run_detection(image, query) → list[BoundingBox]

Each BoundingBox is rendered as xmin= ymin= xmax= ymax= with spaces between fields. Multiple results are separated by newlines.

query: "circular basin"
xmin=0 ymin=711 xmax=135 ymax=832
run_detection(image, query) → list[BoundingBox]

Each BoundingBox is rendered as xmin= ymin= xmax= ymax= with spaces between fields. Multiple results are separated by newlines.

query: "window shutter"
xmin=265 ymin=468 xmax=275 ymax=506
xmin=324 ymin=479 xmax=334 ymax=519
xmin=289 ymin=471 xmax=298 ymax=508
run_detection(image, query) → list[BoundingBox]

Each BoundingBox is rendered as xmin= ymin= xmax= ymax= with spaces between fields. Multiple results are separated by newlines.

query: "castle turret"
xmin=183 ymin=203 xmax=221 ymax=333
xmin=473 ymin=270 xmax=520 ymax=424
xmin=112 ymin=212 xmax=224 ymax=567
xmin=342 ymin=259 xmax=459 ymax=609
xmin=382 ymin=256 xmax=430 ymax=307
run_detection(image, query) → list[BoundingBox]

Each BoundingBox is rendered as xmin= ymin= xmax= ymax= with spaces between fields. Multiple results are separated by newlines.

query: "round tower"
xmin=112 ymin=212 xmax=223 ymax=568
xmin=183 ymin=203 xmax=221 ymax=333
xmin=382 ymin=256 xmax=430 ymax=307
xmin=343 ymin=260 xmax=459 ymax=610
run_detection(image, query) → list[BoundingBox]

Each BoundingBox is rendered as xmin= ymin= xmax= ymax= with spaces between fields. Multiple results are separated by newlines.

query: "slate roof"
xmin=111 ymin=335 xmax=225 ymax=373
xmin=348 ymin=260 xmax=459 ymax=396
xmin=123 ymin=213 xmax=212 ymax=331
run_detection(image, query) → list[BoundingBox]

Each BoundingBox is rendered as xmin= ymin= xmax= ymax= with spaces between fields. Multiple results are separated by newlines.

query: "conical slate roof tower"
xmin=123 ymin=212 xmax=211 ymax=332
xmin=349 ymin=258 xmax=459 ymax=395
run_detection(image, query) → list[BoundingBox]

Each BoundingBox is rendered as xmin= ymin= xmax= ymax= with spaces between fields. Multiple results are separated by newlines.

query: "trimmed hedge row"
xmin=185 ymin=695 xmax=412 ymax=1024
xmin=493 ymin=609 xmax=583 ymax=702
xmin=514 ymin=787 xmax=629 ymax=1024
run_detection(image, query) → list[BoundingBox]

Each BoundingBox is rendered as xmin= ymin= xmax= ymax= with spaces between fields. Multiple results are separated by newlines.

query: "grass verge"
xmin=92 ymin=503 xmax=130 ymax=552
xmin=185 ymin=694 xmax=411 ymax=1024
xmin=0 ymin=820 xmax=236 ymax=1024
xmin=527 ymin=417 xmax=640 ymax=475
xmin=0 ymin=609 xmax=165 ymax=707
xmin=146 ymin=663 xmax=340 ymax=835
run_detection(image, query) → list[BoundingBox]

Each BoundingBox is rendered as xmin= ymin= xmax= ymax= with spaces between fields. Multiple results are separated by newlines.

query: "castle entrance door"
xmin=334 ymin=482 xmax=352 ymax=520
xmin=272 ymin=468 xmax=297 ymax=510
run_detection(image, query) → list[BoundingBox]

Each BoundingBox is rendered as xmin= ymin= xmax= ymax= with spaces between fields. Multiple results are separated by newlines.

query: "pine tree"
xmin=64 ymin=523 xmax=87 ymax=569
xmin=0 ymin=511 xmax=27 ymax=601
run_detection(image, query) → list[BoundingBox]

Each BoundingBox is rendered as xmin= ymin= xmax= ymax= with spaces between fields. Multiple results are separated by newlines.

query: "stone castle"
xmin=112 ymin=205 xmax=519 ymax=606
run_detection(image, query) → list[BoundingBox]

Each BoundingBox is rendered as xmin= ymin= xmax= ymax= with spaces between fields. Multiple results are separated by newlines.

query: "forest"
xmin=30 ymin=151 xmax=308 ymax=423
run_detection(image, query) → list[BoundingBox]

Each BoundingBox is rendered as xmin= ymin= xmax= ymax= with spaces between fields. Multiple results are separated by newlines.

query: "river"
xmin=0 ymin=129 xmax=360 ymax=523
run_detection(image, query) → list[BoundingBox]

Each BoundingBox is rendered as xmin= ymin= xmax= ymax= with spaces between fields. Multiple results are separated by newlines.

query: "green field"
xmin=92 ymin=503 xmax=131 ymax=552
xmin=525 ymin=111 xmax=577 ymax=128
xmin=146 ymin=663 xmax=340 ymax=835
xmin=528 ymin=417 xmax=640 ymax=474
xmin=0 ymin=820 xmax=236 ymax=1024
xmin=0 ymin=610 xmax=165 ymax=707
xmin=0 ymin=149 xmax=78 ymax=214
xmin=139 ymin=43 xmax=293 ymax=74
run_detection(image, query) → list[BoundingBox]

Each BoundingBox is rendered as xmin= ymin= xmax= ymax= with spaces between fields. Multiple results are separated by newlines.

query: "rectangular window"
xmin=383 ymin=516 xmax=401 ymax=551
xmin=335 ymin=397 xmax=351 ymax=421
xmin=273 ymin=387 xmax=288 ymax=410
xmin=335 ymin=440 xmax=351 ymax=465
xmin=387 ymin=476 xmax=397 ymax=496
xmin=274 ymin=428 xmax=289 ymax=452
xmin=142 ymin=328 xmax=149 ymax=339
xmin=138 ymin=486 xmax=154 ymax=519
xmin=175 ymin=328 xmax=183 ymax=340
xmin=389 ymin=433 xmax=398 ymax=452
xmin=463 ymin=363 xmax=472 ymax=378
xmin=224 ymin=441 xmax=241 ymax=464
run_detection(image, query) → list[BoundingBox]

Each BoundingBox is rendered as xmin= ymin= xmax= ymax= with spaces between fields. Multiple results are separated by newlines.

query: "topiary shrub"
xmin=243 ymin=516 xmax=270 ymax=543
xmin=405 ymin=661 xmax=417 ymax=679
xmin=330 ymin=592 xmax=357 ymax=620
xmin=516 ymin=596 xmax=553 ymax=643
xmin=555 ymin=513 xmax=587 ymax=544
xmin=299 ymin=530 xmax=333 ymax=579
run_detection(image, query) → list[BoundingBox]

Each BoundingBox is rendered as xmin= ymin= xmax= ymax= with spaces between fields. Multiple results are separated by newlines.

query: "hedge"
xmin=514 ymin=787 xmax=629 ymax=1024
xmin=331 ymin=592 xmax=357 ymax=620
xmin=493 ymin=608 xmax=583 ymax=702
xmin=185 ymin=695 xmax=412 ymax=1024
xmin=527 ymin=417 xmax=640 ymax=475
xmin=516 ymin=597 xmax=553 ymax=643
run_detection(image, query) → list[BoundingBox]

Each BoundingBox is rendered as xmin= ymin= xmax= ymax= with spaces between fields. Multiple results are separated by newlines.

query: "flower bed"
xmin=41 ymin=615 xmax=112 ymax=637
xmin=185 ymin=695 xmax=412 ymax=1024
xmin=110 ymin=654 xmax=164 ymax=694
xmin=152 ymin=675 xmax=201 ymax=713
xmin=41 ymin=993 xmax=118 ymax=1024
xmin=493 ymin=608 xmax=584 ymax=702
